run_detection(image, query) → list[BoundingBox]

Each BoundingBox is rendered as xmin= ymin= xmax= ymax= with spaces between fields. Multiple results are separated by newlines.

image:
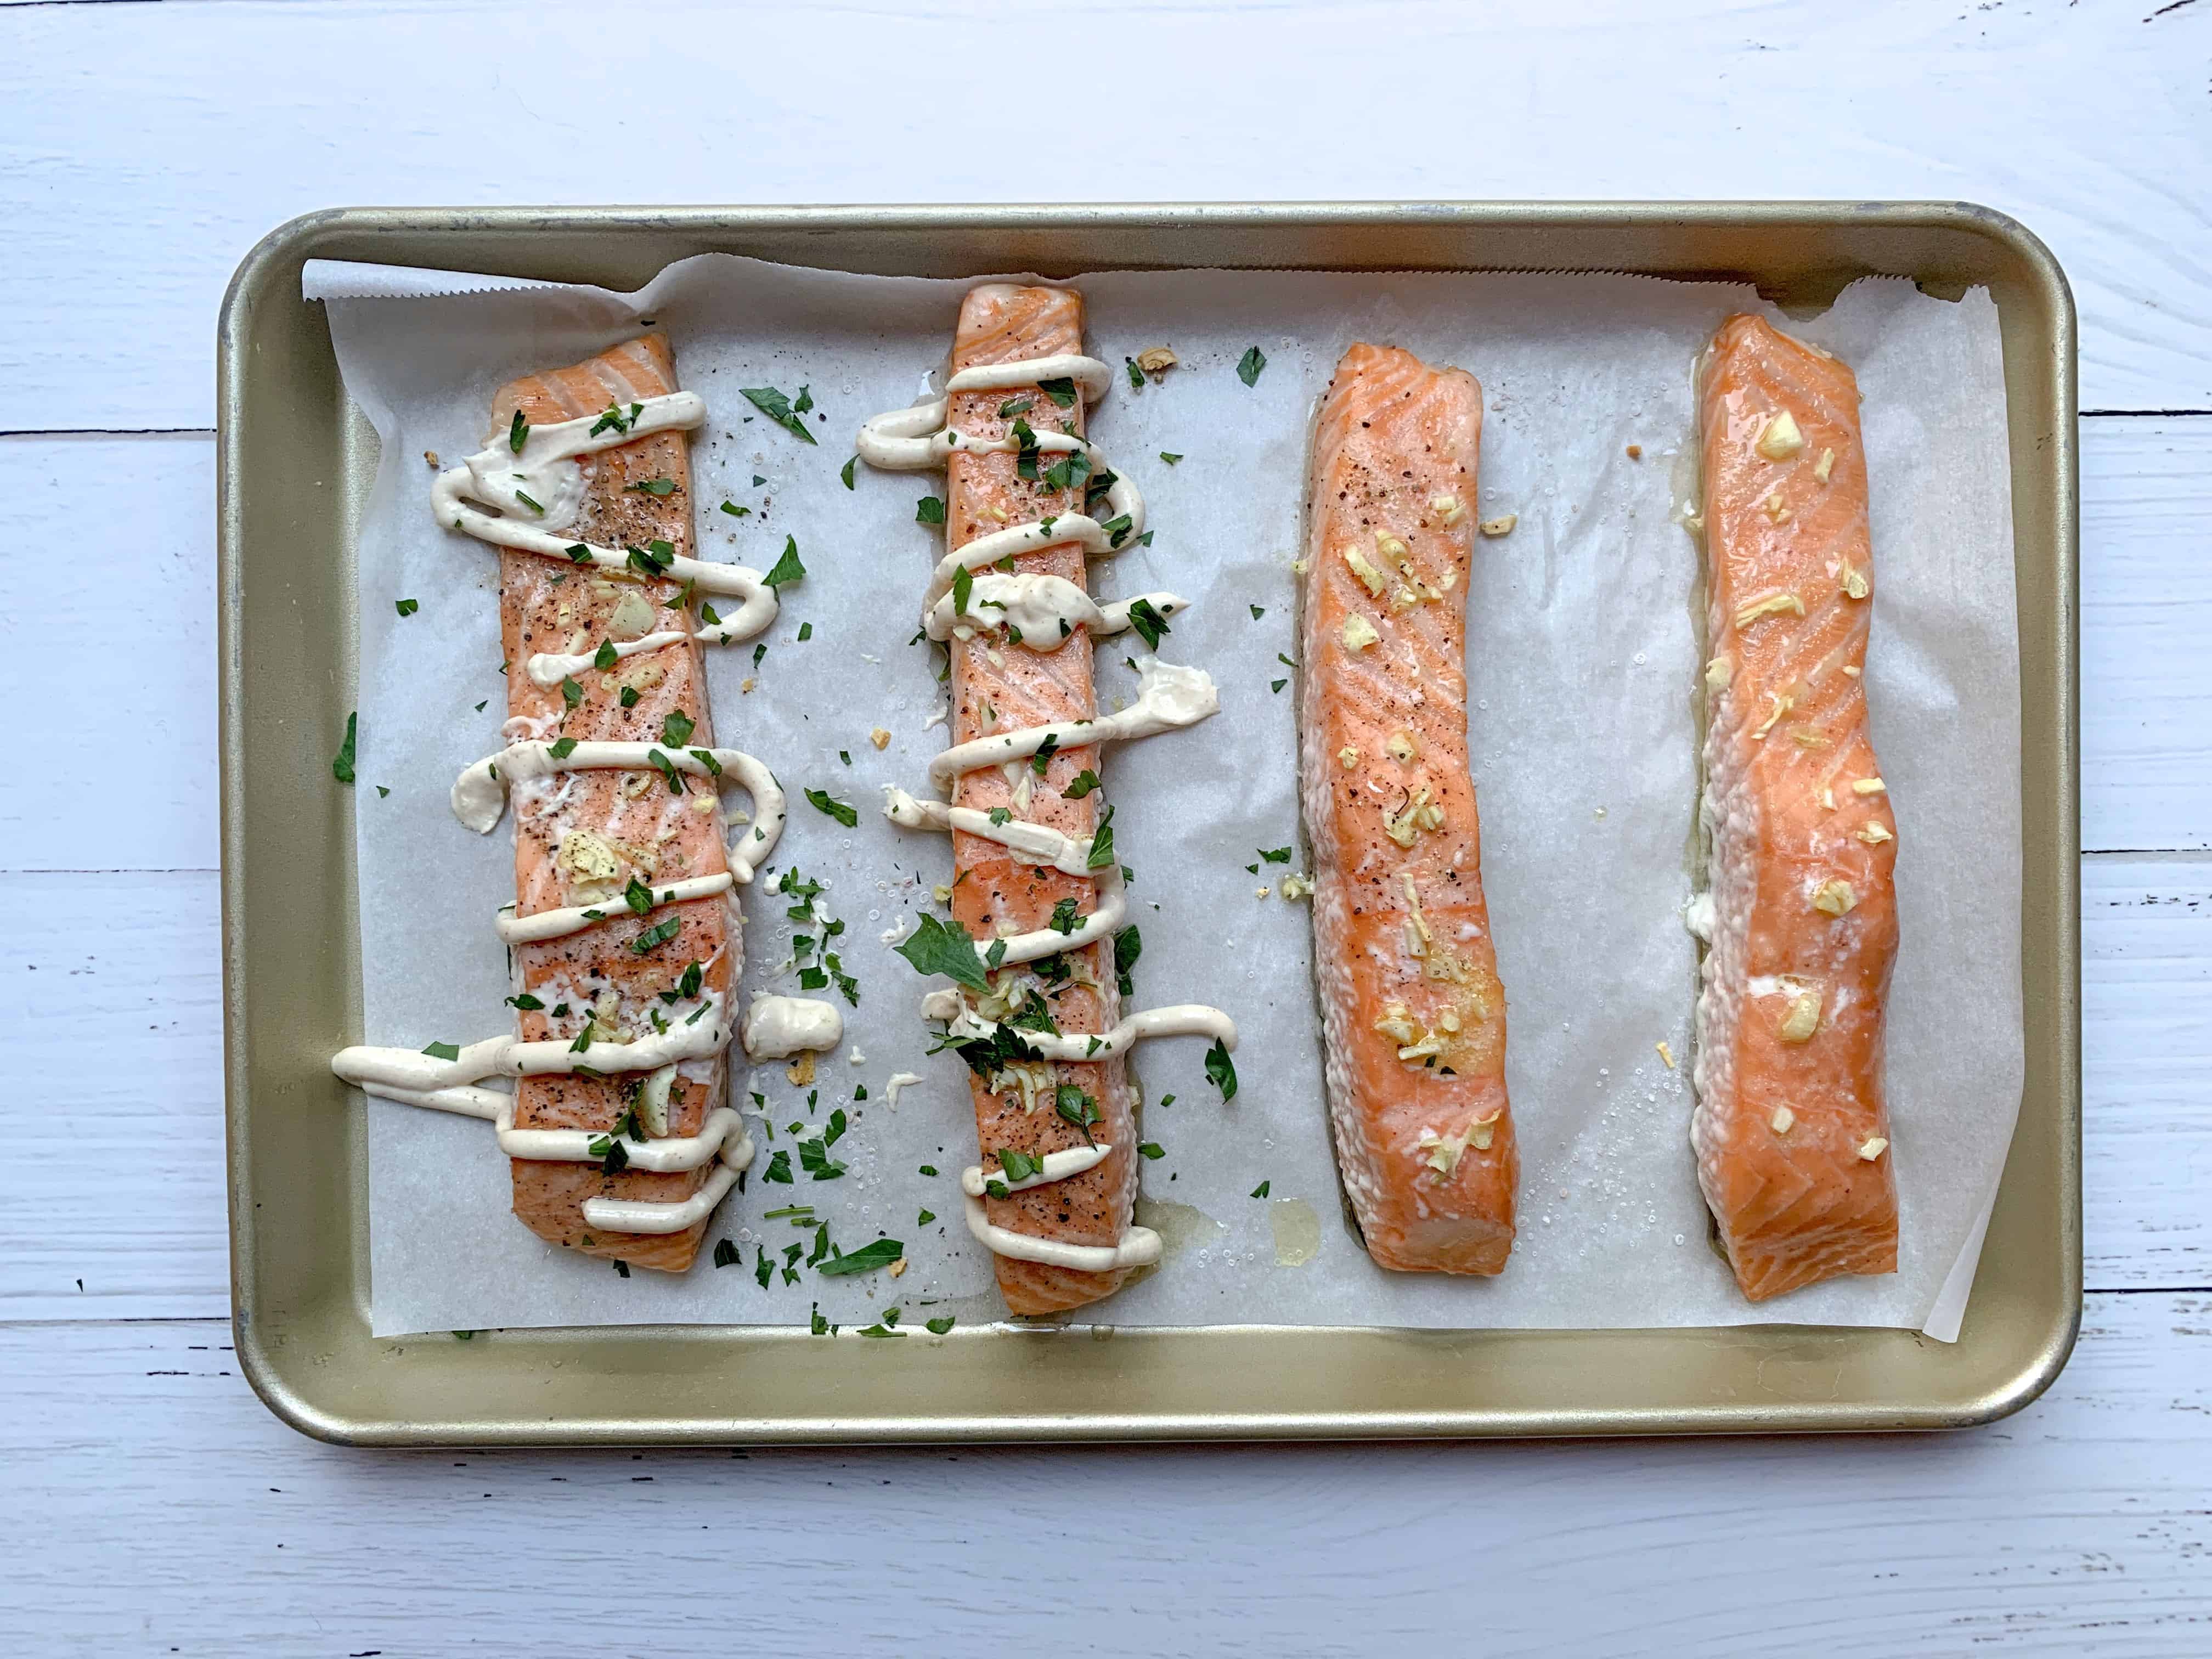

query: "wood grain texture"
xmin=0 ymin=0 xmax=2207 ymax=427
xmin=0 ymin=1298 xmax=2204 ymax=1655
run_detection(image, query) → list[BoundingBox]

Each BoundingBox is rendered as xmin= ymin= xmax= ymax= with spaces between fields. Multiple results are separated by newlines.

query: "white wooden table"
xmin=4 ymin=2 xmax=2207 ymax=1652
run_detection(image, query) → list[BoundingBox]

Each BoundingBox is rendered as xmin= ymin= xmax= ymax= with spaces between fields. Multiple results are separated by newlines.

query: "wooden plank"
xmin=0 ymin=1295 xmax=2205 ymax=1653
xmin=2084 ymin=857 xmax=2212 ymax=1290
xmin=1 ymin=872 xmax=227 ymax=1322
xmin=0 ymin=434 xmax=217 ymax=873
xmin=2083 ymin=419 xmax=2212 ymax=851
xmin=0 ymin=0 xmax=2207 ymax=427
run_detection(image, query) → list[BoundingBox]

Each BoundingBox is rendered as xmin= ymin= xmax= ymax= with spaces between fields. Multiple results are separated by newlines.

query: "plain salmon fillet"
xmin=940 ymin=285 xmax=1137 ymax=1316
xmin=1692 ymin=313 xmax=1900 ymax=1302
xmin=1300 ymin=343 xmax=1517 ymax=1275
xmin=488 ymin=336 xmax=736 ymax=1273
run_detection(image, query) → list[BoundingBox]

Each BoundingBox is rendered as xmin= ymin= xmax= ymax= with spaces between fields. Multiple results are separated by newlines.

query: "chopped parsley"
xmin=1160 ymin=452 xmax=1182 ymax=466
xmin=646 ymin=747 xmax=687 ymax=795
xmin=894 ymin=912 xmax=988 ymax=990
xmin=805 ymin=787 xmax=858 ymax=827
xmin=951 ymin=561 xmax=974 ymax=616
xmin=512 ymin=488 xmax=544 ymax=514
xmin=627 ymin=477 xmax=677 ymax=497
xmin=712 ymin=1238 xmax=742 ymax=1269
xmin=1054 ymin=1086 xmax=1102 ymax=1146
xmin=548 ymin=737 xmax=578 ymax=760
xmin=394 ymin=597 xmax=418 ymax=617
xmin=594 ymin=640 xmax=618 ymax=670
xmin=623 ymin=876 xmax=655 ymax=915
xmin=1037 ymin=376 xmax=1078 ymax=409
xmin=661 ymin=709 xmax=695 ymax=747
xmin=628 ymin=916 xmax=682 ymax=956
xmin=763 ymin=536 xmax=806 ymax=590
xmin=1206 ymin=1039 xmax=1239 ymax=1101
xmin=507 ymin=409 xmax=529 ymax=454
xmin=721 ymin=500 xmax=751 ymax=518
xmin=331 ymin=712 xmax=357 ymax=784
xmin=1237 ymin=346 xmax=1267 ymax=386
xmin=420 ymin=1041 xmax=460 ymax=1062
xmin=1250 ymin=1180 xmax=1271 ymax=1199
xmin=619 ymin=686 xmax=640 ymax=709
xmin=997 ymin=395 xmax=1033 ymax=418
xmin=1124 ymin=357 xmax=1144 ymax=390
xmin=1259 ymin=847 xmax=1293 ymax=865
xmin=1064 ymin=769 xmax=1101 ymax=799
xmin=1086 ymin=805 xmax=1116 ymax=870
xmin=926 ymin=1316 xmax=956 ymax=1335
xmin=740 ymin=383 xmax=819 ymax=444
xmin=1114 ymin=924 xmax=1142 ymax=997
xmin=1049 ymin=896 xmax=1082 ymax=935
xmin=915 ymin=495 xmax=946 ymax=526
xmin=1126 ymin=597 xmax=1170 ymax=650
xmin=840 ymin=455 xmax=857 ymax=490
xmin=1250 ymin=604 xmax=1266 ymax=621
xmin=1138 ymin=1142 xmax=1165 ymax=1160
xmin=763 ymin=1149 xmax=793 ymax=1184
xmin=816 ymin=1238 xmax=905 ymax=1278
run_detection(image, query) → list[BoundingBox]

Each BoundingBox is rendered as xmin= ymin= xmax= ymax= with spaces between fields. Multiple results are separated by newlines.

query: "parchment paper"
xmin=306 ymin=254 xmax=2021 ymax=1341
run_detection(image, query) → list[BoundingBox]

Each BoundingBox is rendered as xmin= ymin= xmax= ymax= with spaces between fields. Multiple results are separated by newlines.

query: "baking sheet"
xmin=306 ymin=253 xmax=2022 ymax=1341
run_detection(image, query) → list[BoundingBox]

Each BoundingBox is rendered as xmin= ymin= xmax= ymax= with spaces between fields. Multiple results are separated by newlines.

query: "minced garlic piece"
xmin=1374 ymin=531 xmax=1409 ymax=562
xmin=869 ymin=727 xmax=891 ymax=750
xmin=1814 ymin=448 xmax=1836 ymax=484
xmin=1375 ymin=1003 xmax=1420 ymax=1045
xmin=1840 ymin=562 xmax=1870 ymax=600
xmin=932 ymin=883 xmax=953 ymax=904
xmin=1135 ymin=346 xmax=1178 ymax=376
xmin=1429 ymin=492 xmax=1465 ymax=526
xmin=741 ymin=677 xmax=756 ymax=693
xmin=1705 ymin=654 xmax=1733 ymax=692
xmin=1337 ymin=745 xmax=1360 ymax=770
xmin=557 ymin=830 xmax=623 ymax=883
xmin=1858 ymin=1136 xmax=1889 ymax=1161
xmin=1856 ymin=823 xmax=1894 ymax=845
xmin=1255 ymin=886 xmax=1271 ymax=899
xmin=1341 ymin=614 xmax=1380 ymax=652
xmin=1735 ymin=591 xmax=1806 ymax=630
xmin=1656 ymin=1040 xmax=1675 ymax=1069
xmin=1763 ymin=493 xmax=1792 ymax=524
xmin=1396 ymin=1034 xmax=1446 ymax=1062
xmin=1386 ymin=731 xmax=1419 ymax=764
xmin=1437 ymin=1010 xmax=1462 ymax=1034
xmin=785 ymin=1053 xmax=816 ymax=1087
xmin=1752 ymin=692 xmax=1792 ymax=740
xmin=620 ymin=772 xmax=652 ymax=800
xmin=1842 ymin=664 xmax=1861 ymax=678
xmin=1778 ymin=991 xmax=1822 ymax=1043
xmin=1820 ymin=787 xmax=1836 ymax=810
xmin=889 ymin=1257 xmax=909 ymax=1279
xmin=1852 ymin=777 xmax=1886 ymax=795
xmin=1384 ymin=787 xmax=1441 ymax=849
xmin=1757 ymin=410 xmax=1805 ymax=461
xmin=1477 ymin=514 xmax=1517 ymax=538
xmin=607 ymin=590 xmax=656 ymax=641
xmin=1401 ymin=873 xmax=1433 ymax=947
xmin=1790 ymin=726 xmax=1828 ymax=748
xmin=689 ymin=792 xmax=718 ymax=815
xmin=1344 ymin=544 xmax=1389 ymax=598
xmin=1812 ymin=879 xmax=1857 ymax=916
xmin=1770 ymin=1105 xmax=1796 ymax=1134
xmin=1280 ymin=873 xmax=1314 ymax=900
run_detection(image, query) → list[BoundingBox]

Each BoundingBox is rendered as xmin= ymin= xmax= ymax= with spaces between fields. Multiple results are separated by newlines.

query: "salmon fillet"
xmin=488 ymin=336 xmax=736 ymax=1273
xmin=1692 ymin=314 xmax=1900 ymax=1302
xmin=1300 ymin=343 xmax=1516 ymax=1275
xmin=939 ymin=285 xmax=1137 ymax=1316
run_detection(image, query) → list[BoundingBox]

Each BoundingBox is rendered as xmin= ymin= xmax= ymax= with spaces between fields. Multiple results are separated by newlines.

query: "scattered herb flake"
xmin=629 ymin=916 xmax=683 ymax=956
xmin=394 ymin=597 xmax=419 ymax=617
xmin=763 ymin=536 xmax=806 ymax=590
xmin=915 ymin=495 xmax=946 ymax=526
xmin=1126 ymin=597 xmax=1169 ymax=650
xmin=741 ymin=385 xmax=819 ymax=444
xmin=1207 ymin=1039 xmax=1240 ymax=1101
xmin=1160 ymin=452 xmax=1182 ymax=466
xmin=1250 ymin=1180 xmax=1271 ymax=1199
xmin=661 ymin=709 xmax=695 ymax=747
xmin=805 ymin=787 xmax=858 ymax=828
xmin=331 ymin=712 xmax=358 ymax=784
xmin=840 ymin=455 xmax=857 ymax=490
xmin=627 ymin=477 xmax=677 ymax=497
xmin=1138 ymin=1142 xmax=1165 ymax=1160
xmin=1237 ymin=346 xmax=1267 ymax=386
xmin=420 ymin=1041 xmax=460 ymax=1062
xmin=894 ymin=912 xmax=989 ymax=991
xmin=817 ymin=1238 xmax=905 ymax=1278
xmin=507 ymin=409 xmax=529 ymax=454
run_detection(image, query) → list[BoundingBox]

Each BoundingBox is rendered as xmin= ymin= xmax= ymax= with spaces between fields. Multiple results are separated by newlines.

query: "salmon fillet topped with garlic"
xmin=1300 ymin=343 xmax=1516 ymax=1276
xmin=1691 ymin=314 xmax=1900 ymax=1302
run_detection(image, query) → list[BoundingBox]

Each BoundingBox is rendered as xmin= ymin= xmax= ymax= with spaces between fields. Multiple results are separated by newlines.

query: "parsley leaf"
xmin=1126 ymin=597 xmax=1169 ymax=650
xmin=894 ymin=912 xmax=989 ymax=990
xmin=394 ymin=597 xmax=419 ymax=617
xmin=1124 ymin=357 xmax=1145 ymax=390
xmin=805 ymin=787 xmax=858 ymax=827
xmin=1064 ymin=769 xmax=1101 ymax=799
xmin=629 ymin=916 xmax=682 ymax=956
xmin=420 ymin=1040 xmax=460 ymax=1062
xmin=1037 ymin=376 xmax=1078 ymax=409
xmin=1114 ymin=924 xmax=1142 ymax=997
xmin=626 ymin=477 xmax=677 ymax=497
xmin=1049 ymin=896 xmax=1082 ymax=935
xmin=1251 ymin=1180 xmax=1271 ymax=1199
xmin=1160 ymin=452 xmax=1182 ymax=466
xmin=623 ymin=876 xmax=654 ymax=915
xmin=741 ymin=384 xmax=819 ymax=444
xmin=816 ymin=1238 xmax=904 ymax=1278
xmin=915 ymin=495 xmax=946 ymax=526
xmin=763 ymin=1149 xmax=793 ymax=1184
xmin=1138 ymin=1142 xmax=1165 ymax=1160
xmin=1206 ymin=1039 xmax=1239 ymax=1101
xmin=951 ymin=562 xmax=973 ymax=616
xmin=721 ymin=500 xmax=750 ymax=519
xmin=1250 ymin=604 xmax=1266 ymax=620
xmin=507 ymin=409 xmax=529 ymax=454
xmin=1259 ymin=847 xmax=1293 ymax=865
xmin=926 ymin=1316 xmax=956 ymax=1334
xmin=646 ymin=747 xmax=688 ymax=796
xmin=548 ymin=737 xmax=578 ymax=760
xmin=661 ymin=709 xmax=695 ymax=747
xmin=712 ymin=1238 xmax=742 ymax=1269
xmin=331 ymin=712 xmax=358 ymax=785
xmin=1054 ymin=1086 xmax=1102 ymax=1146
xmin=798 ymin=1137 xmax=847 ymax=1181
xmin=763 ymin=536 xmax=806 ymax=590
xmin=1237 ymin=346 xmax=1267 ymax=386
xmin=1087 ymin=804 xmax=1115 ymax=870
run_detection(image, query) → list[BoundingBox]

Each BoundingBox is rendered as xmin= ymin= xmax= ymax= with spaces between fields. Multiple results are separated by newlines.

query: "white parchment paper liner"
xmin=306 ymin=254 xmax=2021 ymax=1341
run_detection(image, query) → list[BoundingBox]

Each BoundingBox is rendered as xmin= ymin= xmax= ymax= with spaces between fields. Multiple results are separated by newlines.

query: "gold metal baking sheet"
xmin=218 ymin=202 xmax=2078 ymax=1444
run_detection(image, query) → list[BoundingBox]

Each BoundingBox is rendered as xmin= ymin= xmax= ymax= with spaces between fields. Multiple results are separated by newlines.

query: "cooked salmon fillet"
xmin=941 ymin=285 xmax=1136 ymax=1316
xmin=1300 ymin=343 xmax=1516 ymax=1275
xmin=489 ymin=336 xmax=735 ymax=1273
xmin=1692 ymin=313 xmax=1900 ymax=1302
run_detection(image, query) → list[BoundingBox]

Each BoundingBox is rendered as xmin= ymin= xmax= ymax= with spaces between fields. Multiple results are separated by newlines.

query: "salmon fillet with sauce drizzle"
xmin=1300 ymin=343 xmax=1517 ymax=1275
xmin=941 ymin=286 xmax=1137 ymax=1316
xmin=490 ymin=336 xmax=736 ymax=1273
xmin=1692 ymin=314 xmax=1899 ymax=1301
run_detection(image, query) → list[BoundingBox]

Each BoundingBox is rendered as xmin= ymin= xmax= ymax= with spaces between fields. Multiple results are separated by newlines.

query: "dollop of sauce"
xmin=741 ymin=995 xmax=844 ymax=1060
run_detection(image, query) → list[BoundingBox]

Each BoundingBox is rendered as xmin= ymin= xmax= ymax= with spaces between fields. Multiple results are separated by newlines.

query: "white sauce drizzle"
xmin=883 ymin=1071 xmax=926 ymax=1108
xmin=929 ymin=575 xmax=1189 ymax=650
xmin=495 ymin=871 xmax=733 ymax=945
xmin=430 ymin=391 xmax=778 ymax=643
xmin=741 ymin=995 xmax=844 ymax=1060
xmin=330 ymin=386 xmax=782 ymax=1240
xmin=451 ymin=740 xmax=786 ymax=884
xmin=861 ymin=348 xmax=1234 ymax=1274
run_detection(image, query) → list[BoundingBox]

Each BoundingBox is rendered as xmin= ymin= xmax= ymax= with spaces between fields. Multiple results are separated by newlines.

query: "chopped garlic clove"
xmin=1813 ymin=448 xmax=1836 ymax=485
xmin=1757 ymin=410 xmax=1806 ymax=461
xmin=1852 ymin=777 xmax=1886 ymax=795
xmin=1386 ymin=731 xmax=1419 ymax=764
xmin=1656 ymin=1040 xmax=1675 ymax=1069
xmin=1778 ymin=991 xmax=1822 ymax=1043
xmin=1812 ymin=879 xmax=1857 ymax=916
xmin=1429 ymin=492 xmax=1465 ymax=526
xmin=869 ymin=727 xmax=891 ymax=750
xmin=1478 ymin=514 xmax=1518 ymax=538
xmin=1705 ymin=654 xmax=1733 ymax=692
xmin=1734 ymin=591 xmax=1806 ymax=630
xmin=1762 ymin=493 xmax=1792 ymax=524
xmin=1840 ymin=562 xmax=1870 ymax=600
xmin=1858 ymin=1136 xmax=1889 ymax=1161
xmin=1341 ymin=613 xmax=1380 ymax=652
xmin=1770 ymin=1106 xmax=1796 ymax=1134
xmin=1344 ymin=545 xmax=1390 ymax=598
xmin=1856 ymin=822 xmax=1894 ymax=845
xmin=1337 ymin=745 xmax=1360 ymax=770
xmin=1135 ymin=346 xmax=1178 ymax=376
